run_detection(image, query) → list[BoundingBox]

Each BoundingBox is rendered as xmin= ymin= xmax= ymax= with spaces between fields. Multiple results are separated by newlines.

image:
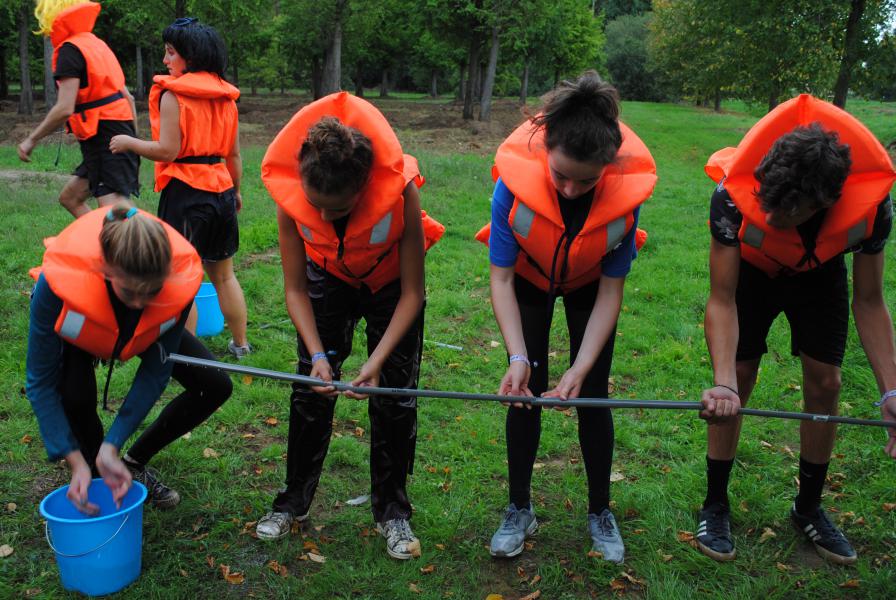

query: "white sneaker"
xmin=255 ymin=510 xmax=308 ymax=541
xmin=376 ymin=518 xmax=421 ymax=559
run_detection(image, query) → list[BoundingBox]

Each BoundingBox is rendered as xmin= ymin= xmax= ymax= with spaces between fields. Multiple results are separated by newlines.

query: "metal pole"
xmin=163 ymin=352 xmax=896 ymax=429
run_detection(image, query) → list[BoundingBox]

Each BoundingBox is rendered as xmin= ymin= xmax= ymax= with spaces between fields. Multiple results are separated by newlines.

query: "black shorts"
xmin=158 ymin=178 xmax=239 ymax=262
xmin=74 ymin=122 xmax=140 ymax=198
xmin=735 ymin=257 xmax=849 ymax=366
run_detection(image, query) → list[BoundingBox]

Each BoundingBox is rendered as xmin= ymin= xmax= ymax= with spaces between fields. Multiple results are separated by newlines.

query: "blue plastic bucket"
xmin=39 ymin=479 xmax=148 ymax=596
xmin=195 ymin=281 xmax=224 ymax=337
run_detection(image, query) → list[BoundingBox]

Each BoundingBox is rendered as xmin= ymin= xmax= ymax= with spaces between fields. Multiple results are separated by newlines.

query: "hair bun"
xmin=306 ymin=117 xmax=354 ymax=165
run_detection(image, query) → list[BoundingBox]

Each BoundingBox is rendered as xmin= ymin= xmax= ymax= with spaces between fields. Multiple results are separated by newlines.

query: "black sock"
xmin=795 ymin=456 xmax=829 ymax=514
xmin=703 ymin=456 xmax=734 ymax=509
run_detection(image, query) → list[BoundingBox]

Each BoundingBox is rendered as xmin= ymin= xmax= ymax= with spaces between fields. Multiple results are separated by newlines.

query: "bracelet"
xmin=714 ymin=383 xmax=739 ymax=396
xmin=310 ymin=351 xmax=328 ymax=364
xmin=874 ymin=389 xmax=896 ymax=407
xmin=509 ymin=354 xmax=530 ymax=366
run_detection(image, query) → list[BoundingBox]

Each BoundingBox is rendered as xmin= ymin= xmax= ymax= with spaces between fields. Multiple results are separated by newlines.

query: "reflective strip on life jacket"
xmin=606 ymin=217 xmax=627 ymax=252
xmin=512 ymin=203 xmax=535 ymax=238
xmin=59 ymin=310 xmax=86 ymax=340
xmin=370 ymin=213 xmax=393 ymax=245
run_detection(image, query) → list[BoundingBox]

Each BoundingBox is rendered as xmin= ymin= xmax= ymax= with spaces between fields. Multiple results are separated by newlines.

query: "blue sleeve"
xmin=488 ymin=178 xmax=521 ymax=268
xmin=104 ymin=307 xmax=188 ymax=450
xmin=601 ymin=206 xmax=641 ymax=278
xmin=25 ymin=274 xmax=79 ymax=461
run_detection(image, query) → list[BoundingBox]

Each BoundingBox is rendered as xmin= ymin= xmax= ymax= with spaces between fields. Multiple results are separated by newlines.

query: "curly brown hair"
xmin=299 ymin=117 xmax=373 ymax=198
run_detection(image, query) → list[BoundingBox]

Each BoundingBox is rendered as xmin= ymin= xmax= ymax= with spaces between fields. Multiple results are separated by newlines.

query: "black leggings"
xmin=59 ymin=331 xmax=232 ymax=468
xmin=507 ymin=276 xmax=616 ymax=515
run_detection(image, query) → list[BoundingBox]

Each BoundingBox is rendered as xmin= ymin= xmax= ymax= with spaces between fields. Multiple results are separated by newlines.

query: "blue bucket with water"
xmin=195 ymin=281 xmax=224 ymax=337
xmin=39 ymin=479 xmax=148 ymax=596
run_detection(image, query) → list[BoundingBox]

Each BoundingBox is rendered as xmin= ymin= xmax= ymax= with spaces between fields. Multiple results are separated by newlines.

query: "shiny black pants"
xmin=273 ymin=261 xmax=422 ymax=523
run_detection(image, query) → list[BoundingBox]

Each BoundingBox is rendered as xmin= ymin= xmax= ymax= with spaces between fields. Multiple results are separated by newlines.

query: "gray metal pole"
xmin=163 ymin=352 xmax=896 ymax=428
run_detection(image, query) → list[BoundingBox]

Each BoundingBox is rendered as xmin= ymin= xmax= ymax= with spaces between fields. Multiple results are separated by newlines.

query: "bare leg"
xmin=798 ymin=353 xmax=841 ymax=463
xmin=707 ymin=358 xmax=761 ymax=460
xmin=58 ymin=176 xmax=91 ymax=218
xmin=185 ymin=303 xmax=198 ymax=336
xmin=95 ymin=191 xmax=132 ymax=208
xmin=204 ymin=258 xmax=248 ymax=347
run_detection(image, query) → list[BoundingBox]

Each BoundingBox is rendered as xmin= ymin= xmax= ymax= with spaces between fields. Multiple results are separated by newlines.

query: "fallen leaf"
xmin=267 ymin=560 xmax=288 ymax=577
xmin=621 ymin=571 xmax=645 ymax=585
xmin=485 ymin=595 xmax=504 ymax=600
xmin=241 ymin=375 xmax=253 ymax=385
xmin=24 ymin=589 xmax=41 ymax=597
xmin=426 ymin=466 xmax=437 ymax=473
xmin=489 ymin=340 xmax=501 ymax=348
xmin=760 ymin=440 xmax=773 ymax=449
xmin=20 ymin=435 xmax=32 ymax=444
xmin=409 ymin=582 xmax=422 ymax=593
xmin=658 ymin=550 xmax=673 ymax=562
xmin=516 ymin=566 xmax=526 ymax=579
xmin=179 ymin=569 xmax=188 ymax=577
xmin=839 ymin=579 xmax=860 ymax=589
xmin=524 ymin=541 xmax=535 ymax=550
xmin=533 ymin=462 xmax=545 ymax=470
xmin=181 ymin=432 xmax=192 ymax=440
xmin=219 ymin=565 xmax=244 ymax=585
xmin=882 ymin=503 xmax=896 ymax=512
xmin=420 ymin=564 xmax=435 ymax=574
xmin=435 ymin=543 xmax=445 ymax=550
xmin=242 ymin=433 xmax=256 ymax=439
xmin=759 ymin=527 xmax=776 ymax=543
xmin=203 ymin=447 xmax=220 ymax=459
xmin=206 ymin=555 xmax=216 ymax=568
xmin=677 ymin=531 xmax=695 ymax=542
xmin=530 ymin=574 xmax=542 ymax=585
xmin=569 ymin=457 xmax=579 ymax=464
xmin=303 ymin=540 xmax=319 ymax=552
xmin=776 ymin=563 xmax=793 ymax=572
xmin=0 ymin=544 xmax=13 ymax=558
xmin=610 ymin=471 xmax=625 ymax=482
xmin=739 ymin=500 xmax=749 ymax=513
xmin=442 ymin=466 xmax=451 ymax=474
xmin=264 ymin=417 xmax=279 ymax=426
xmin=632 ymin=528 xmax=647 ymax=535
xmin=587 ymin=550 xmax=603 ymax=558
xmin=610 ymin=579 xmax=627 ymax=591
xmin=520 ymin=592 xmax=541 ymax=600
xmin=6 ymin=503 xmax=16 ymax=513
xmin=307 ymin=552 xmax=326 ymax=563
xmin=354 ymin=427 xmax=365 ymax=437
xmin=625 ymin=508 xmax=639 ymax=518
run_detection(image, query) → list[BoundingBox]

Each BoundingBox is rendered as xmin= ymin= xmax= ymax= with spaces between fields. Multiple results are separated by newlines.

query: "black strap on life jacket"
xmin=174 ymin=155 xmax=223 ymax=164
xmin=75 ymin=90 xmax=125 ymax=121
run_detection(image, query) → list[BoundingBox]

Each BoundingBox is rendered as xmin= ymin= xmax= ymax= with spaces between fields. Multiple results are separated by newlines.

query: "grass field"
xmin=0 ymin=97 xmax=894 ymax=599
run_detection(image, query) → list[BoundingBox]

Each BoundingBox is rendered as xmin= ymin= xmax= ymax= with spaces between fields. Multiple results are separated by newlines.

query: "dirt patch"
xmin=3 ymin=94 xmax=528 ymax=155
xmin=0 ymin=169 xmax=71 ymax=186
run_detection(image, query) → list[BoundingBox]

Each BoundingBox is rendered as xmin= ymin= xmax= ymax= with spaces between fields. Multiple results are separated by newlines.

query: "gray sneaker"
xmin=376 ymin=518 xmax=421 ymax=559
xmin=588 ymin=509 xmax=625 ymax=563
xmin=228 ymin=339 xmax=252 ymax=359
xmin=490 ymin=503 xmax=537 ymax=558
xmin=256 ymin=510 xmax=309 ymax=541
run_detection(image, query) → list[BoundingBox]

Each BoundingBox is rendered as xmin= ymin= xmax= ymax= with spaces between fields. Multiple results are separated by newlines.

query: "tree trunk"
xmin=231 ymin=54 xmax=239 ymax=87
xmin=463 ymin=39 xmax=480 ymax=120
xmin=0 ymin=45 xmax=7 ymax=99
xmin=135 ymin=45 xmax=145 ymax=100
xmin=175 ymin=0 xmax=187 ymax=18
xmin=321 ymin=10 xmax=343 ymax=96
xmin=18 ymin=2 xmax=33 ymax=115
xmin=478 ymin=25 xmax=500 ymax=122
xmin=472 ymin=59 xmax=482 ymax=103
xmin=767 ymin=90 xmax=779 ymax=113
xmin=379 ymin=68 xmax=389 ymax=97
xmin=457 ymin=60 xmax=466 ymax=101
xmin=714 ymin=87 xmax=721 ymax=112
xmin=519 ymin=59 xmax=529 ymax=106
xmin=43 ymin=37 xmax=57 ymax=110
xmin=311 ymin=56 xmax=322 ymax=99
xmin=833 ymin=0 xmax=866 ymax=108
xmin=430 ymin=70 xmax=438 ymax=97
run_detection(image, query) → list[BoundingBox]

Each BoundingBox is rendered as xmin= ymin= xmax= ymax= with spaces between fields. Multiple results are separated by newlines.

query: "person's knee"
xmin=803 ymin=370 xmax=841 ymax=412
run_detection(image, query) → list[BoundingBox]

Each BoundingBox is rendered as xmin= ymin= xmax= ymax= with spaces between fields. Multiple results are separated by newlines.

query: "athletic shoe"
xmin=228 ymin=339 xmax=252 ymax=359
xmin=376 ymin=518 xmax=421 ymax=559
xmin=696 ymin=502 xmax=736 ymax=561
xmin=790 ymin=503 xmax=857 ymax=565
xmin=256 ymin=510 xmax=309 ymax=541
xmin=587 ymin=509 xmax=625 ymax=563
xmin=489 ymin=503 xmax=537 ymax=558
xmin=124 ymin=458 xmax=180 ymax=509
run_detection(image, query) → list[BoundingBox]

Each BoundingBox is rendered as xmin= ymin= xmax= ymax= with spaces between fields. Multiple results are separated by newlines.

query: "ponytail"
xmin=300 ymin=117 xmax=374 ymax=198
xmin=100 ymin=202 xmax=171 ymax=293
xmin=530 ymin=70 xmax=622 ymax=166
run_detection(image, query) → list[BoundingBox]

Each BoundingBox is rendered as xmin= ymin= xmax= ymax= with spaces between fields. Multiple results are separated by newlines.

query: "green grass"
xmin=0 ymin=98 xmax=895 ymax=599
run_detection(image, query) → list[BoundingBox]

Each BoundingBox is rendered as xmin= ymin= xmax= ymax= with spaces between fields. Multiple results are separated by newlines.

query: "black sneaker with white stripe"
xmin=790 ymin=503 xmax=857 ymax=565
xmin=696 ymin=502 xmax=736 ymax=561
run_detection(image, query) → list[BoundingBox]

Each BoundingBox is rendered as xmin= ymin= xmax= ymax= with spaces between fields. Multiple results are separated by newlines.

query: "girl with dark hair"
xmin=109 ymin=18 xmax=250 ymax=359
xmin=475 ymin=71 xmax=657 ymax=562
xmin=26 ymin=203 xmax=232 ymax=512
xmin=258 ymin=92 xmax=444 ymax=559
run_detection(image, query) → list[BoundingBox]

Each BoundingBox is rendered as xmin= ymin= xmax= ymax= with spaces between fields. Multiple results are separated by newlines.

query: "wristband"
xmin=874 ymin=389 xmax=896 ymax=407
xmin=509 ymin=354 xmax=530 ymax=366
xmin=310 ymin=352 xmax=328 ymax=364
xmin=714 ymin=383 xmax=739 ymax=396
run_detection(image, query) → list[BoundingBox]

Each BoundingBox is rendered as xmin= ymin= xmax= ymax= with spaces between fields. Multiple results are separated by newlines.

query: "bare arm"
xmin=852 ymin=251 xmax=896 ymax=458
xmin=544 ymin=274 xmax=625 ymax=399
xmin=108 ymin=90 xmax=180 ymax=161
xmin=123 ymin=87 xmax=138 ymax=135
xmin=348 ymin=182 xmax=426 ymax=395
xmin=277 ymin=205 xmax=335 ymax=394
xmin=17 ymin=78 xmax=79 ymax=161
xmin=226 ymin=122 xmax=243 ymax=210
xmin=700 ymin=239 xmax=742 ymax=420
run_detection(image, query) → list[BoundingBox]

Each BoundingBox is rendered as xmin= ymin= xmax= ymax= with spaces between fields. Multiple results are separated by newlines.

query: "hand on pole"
xmin=700 ymin=385 xmax=741 ymax=423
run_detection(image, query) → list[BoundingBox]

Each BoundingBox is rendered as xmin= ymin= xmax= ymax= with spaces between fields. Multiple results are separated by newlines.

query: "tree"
xmin=605 ymin=13 xmax=665 ymax=101
xmin=596 ymin=0 xmax=651 ymax=19
xmin=543 ymin=0 xmax=605 ymax=86
xmin=17 ymin=0 xmax=32 ymax=114
xmin=43 ymin=37 xmax=56 ymax=110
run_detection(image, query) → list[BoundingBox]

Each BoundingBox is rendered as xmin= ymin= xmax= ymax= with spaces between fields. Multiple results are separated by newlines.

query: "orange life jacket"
xmin=475 ymin=120 xmax=656 ymax=293
xmin=50 ymin=2 xmax=133 ymax=141
xmin=705 ymin=94 xmax=896 ymax=277
xmin=149 ymin=72 xmax=240 ymax=193
xmin=261 ymin=91 xmax=445 ymax=292
xmin=37 ymin=207 xmax=202 ymax=361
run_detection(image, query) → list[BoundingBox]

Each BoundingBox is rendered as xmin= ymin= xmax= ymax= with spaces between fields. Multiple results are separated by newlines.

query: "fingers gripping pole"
xmin=161 ymin=352 xmax=896 ymax=429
